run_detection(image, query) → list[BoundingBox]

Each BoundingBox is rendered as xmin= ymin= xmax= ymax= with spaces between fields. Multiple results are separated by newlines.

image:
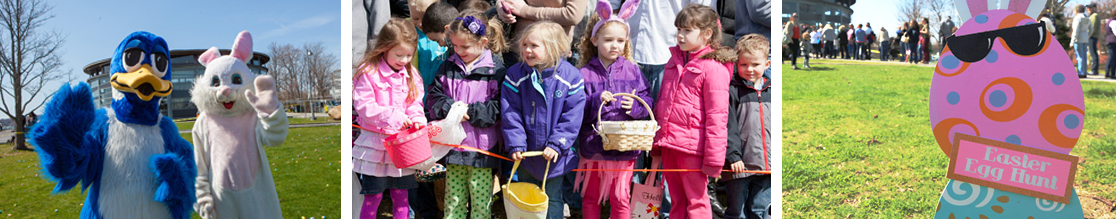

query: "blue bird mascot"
xmin=28 ymin=31 xmax=196 ymax=219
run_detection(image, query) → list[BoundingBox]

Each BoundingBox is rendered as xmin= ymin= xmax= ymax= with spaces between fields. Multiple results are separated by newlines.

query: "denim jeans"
xmin=908 ymin=41 xmax=920 ymax=63
xmin=639 ymin=63 xmax=666 ymax=100
xmin=899 ymin=42 xmax=907 ymax=61
xmin=724 ymin=175 xmax=771 ymax=219
xmin=880 ymin=42 xmax=890 ymax=61
xmin=1090 ymin=37 xmax=1100 ymax=74
xmin=1076 ymin=43 xmax=1090 ymax=76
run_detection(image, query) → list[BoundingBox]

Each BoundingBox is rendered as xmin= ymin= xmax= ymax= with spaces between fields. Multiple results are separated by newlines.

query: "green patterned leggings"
xmin=444 ymin=164 xmax=493 ymax=219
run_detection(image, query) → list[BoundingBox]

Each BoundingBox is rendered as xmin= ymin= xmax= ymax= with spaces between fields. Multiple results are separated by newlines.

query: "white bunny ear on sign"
xmin=1007 ymin=0 xmax=1045 ymax=19
xmin=955 ymin=0 xmax=1044 ymax=23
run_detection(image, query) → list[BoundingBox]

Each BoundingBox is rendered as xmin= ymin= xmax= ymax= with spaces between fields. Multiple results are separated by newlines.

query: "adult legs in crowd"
xmin=880 ymin=41 xmax=890 ymax=61
xmin=898 ymin=41 xmax=906 ymax=62
xmin=1091 ymin=37 xmax=1100 ymax=75
xmin=1077 ymin=43 xmax=1090 ymax=78
xmin=862 ymin=42 xmax=870 ymax=60
xmin=1108 ymin=42 xmax=1116 ymax=78
xmin=922 ymin=41 xmax=931 ymax=63
xmin=789 ymin=39 xmax=801 ymax=69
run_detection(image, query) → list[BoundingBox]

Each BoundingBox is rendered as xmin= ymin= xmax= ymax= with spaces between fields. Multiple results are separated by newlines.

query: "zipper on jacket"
xmin=756 ymin=83 xmax=769 ymax=171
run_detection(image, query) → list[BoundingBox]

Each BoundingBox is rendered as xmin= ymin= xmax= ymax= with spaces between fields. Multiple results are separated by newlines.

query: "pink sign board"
xmin=947 ymin=133 xmax=1079 ymax=203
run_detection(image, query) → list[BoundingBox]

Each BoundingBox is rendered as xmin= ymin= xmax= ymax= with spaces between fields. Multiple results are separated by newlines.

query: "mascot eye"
xmin=210 ymin=76 xmax=220 ymax=87
xmin=151 ymin=53 xmax=169 ymax=77
xmin=122 ymin=48 xmax=145 ymax=72
xmin=232 ymin=74 xmax=242 ymax=85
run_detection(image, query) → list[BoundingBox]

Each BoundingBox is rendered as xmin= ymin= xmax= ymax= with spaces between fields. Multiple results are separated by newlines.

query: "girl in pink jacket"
xmin=651 ymin=4 xmax=732 ymax=219
xmin=353 ymin=18 xmax=426 ymax=219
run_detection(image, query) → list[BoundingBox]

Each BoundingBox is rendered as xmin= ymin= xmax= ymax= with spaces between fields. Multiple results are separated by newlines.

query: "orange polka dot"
xmin=1038 ymin=104 xmax=1084 ymax=149
xmin=934 ymin=118 xmax=981 ymax=155
xmin=980 ymin=77 xmax=1032 ymax=122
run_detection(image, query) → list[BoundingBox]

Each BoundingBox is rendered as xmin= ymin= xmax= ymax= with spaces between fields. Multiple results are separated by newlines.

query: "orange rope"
xmin=352 ymin=124 xmax=513 ymax=161
xmin=572 ymin=169 xmax=771 ymax=174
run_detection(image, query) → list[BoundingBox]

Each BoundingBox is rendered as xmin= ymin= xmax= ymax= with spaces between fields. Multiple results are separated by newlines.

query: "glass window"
xmin=170 ymin=55 xmax=195 ymax=65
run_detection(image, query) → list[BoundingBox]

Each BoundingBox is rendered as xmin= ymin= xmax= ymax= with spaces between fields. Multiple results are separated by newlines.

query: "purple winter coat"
xmin=425 ymin=49 xmax=505 ymax=168
xmin=577 ymin=56 xmax=652 ymax=161
xmin=501 ymin=60 xmax=586 ymax=179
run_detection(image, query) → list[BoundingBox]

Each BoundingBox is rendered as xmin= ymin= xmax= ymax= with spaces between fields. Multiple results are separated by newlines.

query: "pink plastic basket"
xmin=382 ymin=125 xmax=432 ymax=169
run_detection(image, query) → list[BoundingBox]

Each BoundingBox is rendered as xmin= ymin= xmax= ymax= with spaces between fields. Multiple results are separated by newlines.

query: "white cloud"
xmin=260 ymin=13 xmax=336 ymax=39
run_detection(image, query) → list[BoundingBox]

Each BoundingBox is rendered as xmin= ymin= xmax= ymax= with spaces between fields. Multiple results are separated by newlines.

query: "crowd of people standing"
xmin=783 ymin=13 xmax=956 ymax=70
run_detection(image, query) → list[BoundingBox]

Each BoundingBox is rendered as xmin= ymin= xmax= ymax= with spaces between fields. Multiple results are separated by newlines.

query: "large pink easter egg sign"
xmin=930 ymin=0 xmax=1086 ymax=218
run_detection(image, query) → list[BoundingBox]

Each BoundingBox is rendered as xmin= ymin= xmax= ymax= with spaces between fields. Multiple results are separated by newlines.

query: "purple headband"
xmin=591 ymin=0 xmax=639 ymax=37
xmin=456 ymin=16 xmax=486 ymax=36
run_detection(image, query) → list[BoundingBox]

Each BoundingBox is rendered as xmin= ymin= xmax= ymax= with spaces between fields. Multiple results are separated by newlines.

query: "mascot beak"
xmin=110 ymin=64 xmax=172 ymax=101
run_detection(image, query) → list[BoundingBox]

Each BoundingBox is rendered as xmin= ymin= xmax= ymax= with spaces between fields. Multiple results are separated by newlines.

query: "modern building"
xmin=783 ymin=0 xmax=855 ymax=28
xmin=84 ymin=49 xmax=270 ymax=119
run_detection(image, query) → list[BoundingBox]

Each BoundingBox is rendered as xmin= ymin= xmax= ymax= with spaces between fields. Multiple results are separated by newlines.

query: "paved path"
xmin=0 ymin=129 xmax=12 ymax=144
xmin=179 ymin=122 xmax=340 ymax=134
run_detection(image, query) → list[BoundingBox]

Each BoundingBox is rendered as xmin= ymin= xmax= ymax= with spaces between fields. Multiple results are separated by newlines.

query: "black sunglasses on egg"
xmin=945 ymin=21 xmax=1047 ymax=63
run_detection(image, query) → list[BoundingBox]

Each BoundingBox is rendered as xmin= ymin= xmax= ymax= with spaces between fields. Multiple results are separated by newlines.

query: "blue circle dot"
xmin=985 ymin=50 xmax=999 ymax=63
xmin=942 ymin=55 xmax=960 ymax=69
xmin=1064 ymin=114 xmax=1080 ymax=129
xmin=1052 ymin=73 xmax=1065 ymax=85
xmin=947 ymin=91 xmax=961 ymax=105
xmin=989 ymin=90 xmax=1007 ymax=107
xmin=1006 ymin=135 xmax=1021 ymax=145
xmin=975 ymin=15 xmax=989 ymax=24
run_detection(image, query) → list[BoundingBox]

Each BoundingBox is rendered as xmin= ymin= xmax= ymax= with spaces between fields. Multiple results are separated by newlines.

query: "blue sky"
xmin=849 ymin=0 xmax=1093 ymax=32
xmin=4 ymin=0 xmax=341 ymax=115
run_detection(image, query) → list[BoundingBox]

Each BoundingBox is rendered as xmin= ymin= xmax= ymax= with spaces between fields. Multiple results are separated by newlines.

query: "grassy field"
xmin=782 ymin=59 xmax=1116 ymax=218
xmin=0 ymin=124 xmax=341 ymax=219
xmin=176 ymin=117 xmax=339 ymax=131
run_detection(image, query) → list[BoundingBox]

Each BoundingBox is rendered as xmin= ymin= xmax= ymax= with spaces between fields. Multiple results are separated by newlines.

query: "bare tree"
xmin=267 ymin=43 xmax=303 ymax=101
xmin=0 ymin=0 xmax=65 ymax=151
xmin=265 ymin=41 xmax=338 ymax=112
xmin=303 ymin=42 xmax=338 ymax=101
xmin=897 ymin=0 xmax=924 ymax=24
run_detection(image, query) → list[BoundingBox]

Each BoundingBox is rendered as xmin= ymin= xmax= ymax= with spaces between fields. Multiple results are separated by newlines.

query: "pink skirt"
xmin=572 ymin=158 xmax=636 ymax=204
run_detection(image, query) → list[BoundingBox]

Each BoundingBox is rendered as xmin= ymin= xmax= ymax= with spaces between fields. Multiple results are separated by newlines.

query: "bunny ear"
xmin=954 ymin=0 xmax=990 ymax=23
xmin=1005 ymin=0 xmax=1045 ymax=19
xmin=596 ymin=0 xmax=612 ymax=21
xmin=618 ymin=0 xmax=639 ymax=20
xmin=198 ymin=47 xmax=221 ymax=66
xmin=230 ymin=31 xmax=253 ymax=62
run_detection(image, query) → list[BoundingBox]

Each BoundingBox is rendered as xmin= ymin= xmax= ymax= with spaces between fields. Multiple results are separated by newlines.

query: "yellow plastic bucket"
xmin=502 ymin=151 xmax=550 ymax=219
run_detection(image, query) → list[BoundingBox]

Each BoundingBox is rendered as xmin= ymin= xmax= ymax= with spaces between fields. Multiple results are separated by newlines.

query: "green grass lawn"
xmin=0 ymin=125 xmax=341 ymax=219
xmin=176 ymin=116 xmax=339 ymax=131
xmin=783 ymin=59 xmax=1116 ymax=218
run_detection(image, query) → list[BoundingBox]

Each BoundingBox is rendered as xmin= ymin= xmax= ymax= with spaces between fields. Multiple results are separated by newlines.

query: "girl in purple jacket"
xmin=424 ymin=10 xmax=507 ymax=219
xmin=571 ymin=1 xmax=649 ymax=218
xmin=500 ymin=21 xmax=586 ymax=219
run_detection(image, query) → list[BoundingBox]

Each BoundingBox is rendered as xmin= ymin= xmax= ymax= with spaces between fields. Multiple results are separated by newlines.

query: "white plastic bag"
xmin=411 ymin=101 xmax=468 ymax=170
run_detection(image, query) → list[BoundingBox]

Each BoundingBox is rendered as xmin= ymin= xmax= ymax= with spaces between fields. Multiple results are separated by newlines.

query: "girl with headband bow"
xmin=425 ymin=9 xmax=508 ymax=219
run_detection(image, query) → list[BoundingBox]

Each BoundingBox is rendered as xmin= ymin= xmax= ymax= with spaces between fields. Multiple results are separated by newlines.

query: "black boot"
xmin=708 ymin=177 xmax=725 ymax=218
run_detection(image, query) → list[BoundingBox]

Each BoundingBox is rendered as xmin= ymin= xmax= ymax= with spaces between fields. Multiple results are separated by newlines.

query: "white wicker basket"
xmin=594 ymin=93 xmax=659 ymax=151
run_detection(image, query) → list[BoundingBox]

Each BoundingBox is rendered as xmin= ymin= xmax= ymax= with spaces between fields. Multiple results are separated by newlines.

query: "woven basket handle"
xmin=506 ymin=151 xmax=551 ymax=187
xmin=593 ymin=92 xmax=656 ymax=144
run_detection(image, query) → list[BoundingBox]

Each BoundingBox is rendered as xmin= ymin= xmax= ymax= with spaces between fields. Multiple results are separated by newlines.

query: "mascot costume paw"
xmin=190 ymin=30 xmax=288 ymax=219
xmin=29 ymin=31 xmax=197 ymax=219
